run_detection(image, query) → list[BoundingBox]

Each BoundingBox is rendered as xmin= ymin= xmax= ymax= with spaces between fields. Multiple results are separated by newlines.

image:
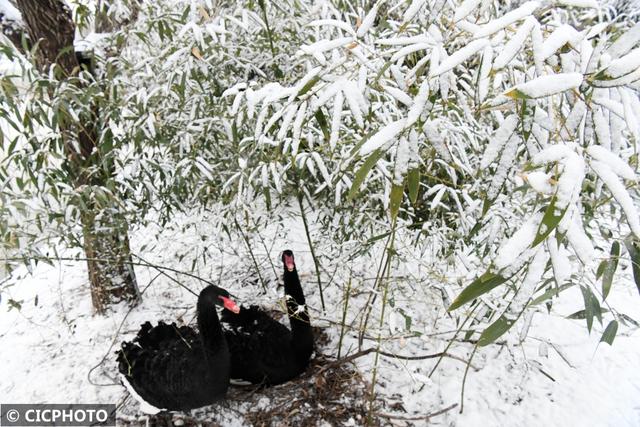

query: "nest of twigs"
xmin=116 ymin=328 xmax=386 ymax=427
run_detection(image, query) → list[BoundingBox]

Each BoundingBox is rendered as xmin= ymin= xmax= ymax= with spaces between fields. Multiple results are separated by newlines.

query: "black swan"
xmin=221 ymin=249 xmax=314 ymax=385
xmin=116 ymin=285 xmax=240 ymax=413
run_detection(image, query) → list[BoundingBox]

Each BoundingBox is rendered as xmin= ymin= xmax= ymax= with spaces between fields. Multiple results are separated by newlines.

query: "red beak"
xmin=219 ymin=296 xmax=240 ymax=313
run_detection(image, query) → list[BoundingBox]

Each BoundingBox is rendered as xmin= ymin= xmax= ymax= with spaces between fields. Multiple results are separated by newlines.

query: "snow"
xmin=424 ymin=119 xmax=453 ymax=162
xmin=359 ymin=119 xmax=407 ymax=156
xmin=562 ymin=211 xmax=595 ymax=265
xmin=356 ymin=3 xmax=379 ymax=37
xmin=299 ymin=37 xmax=355 ymax=56
xmin=556 ymin=0 xmax=599 ymax=8
xmin=586 ymin=145 xmax=637 ymax=181
xmin=603 ymin=47 xmax=640 ymax=78
xmin=0 ymin=0 xmax=22 ymax=22
xmin=540 ymin=24 xmax=583 ymax=61
xmin=494 ymin=212 xmax=542 ymax=270
xmin=523 ymin=171 xmax=555 ymax=194
xmin=453 ymin=0 xmax=482 ymax=22
xmin=472 ymin=1 xmax=540 ymax=38
xmin=548 ymin=234 xmax=572 ymax=284
xmin=382 ymin=85 xmax=412 ymax=106
xmin=556 ymin=152 xmax=585 ymax=209
xmin=493 ymin=17 xmax=536 ymax=70
xmin=431 ymin=39 xmax=489 ymax=77
xmin=480 ymin=114 xmax=519 ymax=168
xmin=329 ymin=91 xmax=343 ymax=149
xmin=510 ymin=73 xmax=583 ymax=98
xmin=402 ymin=0 xmax=427 ymax=23
xmin=605 ymin=22 xmax=640 ymax=60
xmin=406 ymin=79 xmax=429 ymax=125
xmin=590 ymin=160 xmax=640 ymax=238
xmin=506 ymin=247 xmax=546 ymax=318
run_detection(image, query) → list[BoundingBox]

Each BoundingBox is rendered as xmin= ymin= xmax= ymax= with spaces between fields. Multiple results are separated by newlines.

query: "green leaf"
xmin=314 ymin=109 xmax=330 ymax=142
xmin=566 ymin=308 xmax=609 ymax=319
xmin=296 ymin=75 xmax=321 ymax=98
xmin=623 ymin=234 xmax=640 ymax=296
xmin=580 ymin=286 xmax=602 ymax=333
xmin=448 ymin=271 xmax=509 ymax=311
xmin=504 ymin=88 xmax=531 ymax=100
xmin=595 ymin=259 xmax=607 ymax=280
xmin=602 ymin=241 xmax=620 ymax=300
xmin=478 ymin=315 xmax=515 ymax=346
xmin=532 ymin=195 xmax=567 ymax=247
xmin=407 ymin=168 xmax=420 ymax=205
xmin=390 ymin=182 xmax=404 ymax=221
xmin=348 ymin=149 xmax=384 ymax=200
xmin=600 ymin=320 xmax=618 ymax=345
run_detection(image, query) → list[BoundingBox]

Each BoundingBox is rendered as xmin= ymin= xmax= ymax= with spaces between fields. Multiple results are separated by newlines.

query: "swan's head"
xmin=201 ymin=285 xmax=240 ymax=313
xmin=281 ymin=250 xmax=295 ymax=272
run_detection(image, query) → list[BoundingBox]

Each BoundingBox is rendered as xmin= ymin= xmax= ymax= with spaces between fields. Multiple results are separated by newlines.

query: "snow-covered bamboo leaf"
xmin=431 ymin=39 xmax=489 ymax=77
xmin=357 ymin=2 xmax=380 ymax=37
xmin=454 ymin=0 xmax=482 ymax=22
xmin=505 ymin=73 xmax=583 ymax=99
xmin=402 ymin=0 xmax=427 ymax=24
xmin=586 ymin=145 xmax=636 ymax=180
xmin=605 ymin=22 xmax=640 ymax=59
xmin=473 ymin=1 xmax=540 ymax=38
xmin=590 ymin=160 xmax=640 ymax=237
xmin=481 ymin=115 xmax=519 ymax=168
xmin=359 ymin=119 xmax=407 ymax=156
xmin=557 ymin=0 xmax=598 ymax=7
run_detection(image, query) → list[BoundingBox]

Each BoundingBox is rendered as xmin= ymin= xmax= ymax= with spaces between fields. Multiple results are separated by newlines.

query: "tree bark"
xmin=14 ymin=0 xmax=140 ymax=313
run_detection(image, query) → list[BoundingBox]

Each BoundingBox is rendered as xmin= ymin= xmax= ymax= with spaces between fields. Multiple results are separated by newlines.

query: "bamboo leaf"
xmin=390 ymin=182 xmax=404 ymax=221
xmin=449 ymin=271 xmax=509 ymax=311
xmin=602 ymin=241 xmax=620 ymax=300
xmin=348 ymin=149 xmax=384 ymax=200
xmin=297 ymin=75 xmax=321 ymax=98
xmin=478 ymin=315 xmax=515 ymax=346
xmin=530 ymin=283 xmax=574 ymax=306
xmin=600 ymin=320 xmax=618 ymax=345
xmin=532 ymin=195 xmax=567 ymax=247
xmin=314 ymin=109 xmax=330 ymax=142
xmin=407 ymin=168 xmax=420 ymax=205
xmin=580 ymin=286 xmax=602 ymax=332
xmin=623 ymin=234 xmax=640 ymax=296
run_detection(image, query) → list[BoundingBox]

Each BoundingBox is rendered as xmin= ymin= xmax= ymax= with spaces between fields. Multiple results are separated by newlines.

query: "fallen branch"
xmin=375 ymin=403 xmax=458 ymax=421
xmin=319 ymin=347 xmax=480 ymax=374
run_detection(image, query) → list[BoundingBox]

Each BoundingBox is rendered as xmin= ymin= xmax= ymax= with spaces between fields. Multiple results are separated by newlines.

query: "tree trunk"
xmin=14 ymin=0 xmax=140 ymax=313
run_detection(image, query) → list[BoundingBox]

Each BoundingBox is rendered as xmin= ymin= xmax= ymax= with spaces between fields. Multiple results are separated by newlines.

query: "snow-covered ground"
xmin=1 ymin=209 xmax=639 ymax=426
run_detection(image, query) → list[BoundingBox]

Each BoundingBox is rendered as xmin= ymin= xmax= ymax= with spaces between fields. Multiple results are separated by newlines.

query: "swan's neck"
xmin=284 ymin=269 xmax=313 ymax=358
xmin=196 ymin=302 xmax=227 ymax=360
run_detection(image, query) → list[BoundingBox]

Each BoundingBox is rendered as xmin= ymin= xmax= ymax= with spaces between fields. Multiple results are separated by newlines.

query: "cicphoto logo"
xmin=0 ymin=404 xmax=115 ymax=426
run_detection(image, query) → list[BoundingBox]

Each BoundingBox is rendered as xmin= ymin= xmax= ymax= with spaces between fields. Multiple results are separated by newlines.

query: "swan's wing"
xmin=224 ymin=312 xmax=296 ymax=384
xmin=117 ymin=324 xmax=221 ymax=410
